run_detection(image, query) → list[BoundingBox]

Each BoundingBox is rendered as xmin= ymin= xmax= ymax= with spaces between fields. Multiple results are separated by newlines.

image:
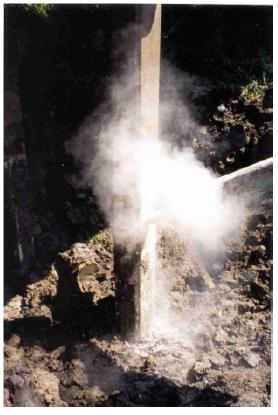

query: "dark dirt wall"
xmin=4 ymin=4 xmax=136 ymax=299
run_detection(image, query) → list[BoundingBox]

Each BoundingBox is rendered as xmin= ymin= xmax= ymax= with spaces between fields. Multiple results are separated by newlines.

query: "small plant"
xmin=22 ymin=4 xmax=54 ymax=17
xmin=90 ymin=232 xmax=109 ymax=248
xmin=241 ymin=80 xmax=266 ymax=102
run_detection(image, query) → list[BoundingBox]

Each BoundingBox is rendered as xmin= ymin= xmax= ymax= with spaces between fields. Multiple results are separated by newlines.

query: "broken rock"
xmin=208 ymin=352 xmax=226 ymax=369
xmin=240 ymin=353 xmax=261 ymax=368
xmin=189 ymin=358 xmax=211 ymax=381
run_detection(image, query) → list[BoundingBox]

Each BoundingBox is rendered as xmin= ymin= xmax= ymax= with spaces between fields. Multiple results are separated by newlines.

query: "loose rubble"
xmin=4 ymin=211 xmax=272 ymax=406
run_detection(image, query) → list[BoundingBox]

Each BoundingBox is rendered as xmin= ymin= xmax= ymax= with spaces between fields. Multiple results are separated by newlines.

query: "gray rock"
xmin=7 ymin=369 xmax=43 ymax=406
xmin=188 ymin=272 xmax=215 ymax=292
xmin=242 ymin=353 xmax=261 ymax=368
xmin=6 ymin=334 xmax=21 ymax=348
xmin=193 ymin=358 xmax=211 ymax=376
xmin=214 ymin=329 xmax=229 ymax=346
xmin=217 ymin=104 xmax=226 ymax=112
xmin=220 ymin=271 xmax=237 ymax=287
xmin=208 ymin=352 xmax=226 ymax=368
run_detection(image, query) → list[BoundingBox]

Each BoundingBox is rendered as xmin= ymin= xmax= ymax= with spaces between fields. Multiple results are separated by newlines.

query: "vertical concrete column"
xmin=140 ymin=4 xmax=161 ymax=141
xmin=140 ymin=5 xmax=161 ymax=337
xmin=114 ymin=4 xmax=161 ymax=340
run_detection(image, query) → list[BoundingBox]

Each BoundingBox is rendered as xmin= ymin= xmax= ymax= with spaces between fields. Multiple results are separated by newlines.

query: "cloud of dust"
xmin=67 ymin=62 xmax=245 ymax=251
xmin=66 ymin=51 xmax=247 ymax=342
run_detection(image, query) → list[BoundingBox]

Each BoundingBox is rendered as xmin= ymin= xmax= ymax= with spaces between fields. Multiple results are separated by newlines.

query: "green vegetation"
xmin=22 ymin=3 xmax=54 ymax=17
xmin=90 ymin=232 xmax=109 ymax=248
xmin=241 ymin=80 xmax=266 ymax=102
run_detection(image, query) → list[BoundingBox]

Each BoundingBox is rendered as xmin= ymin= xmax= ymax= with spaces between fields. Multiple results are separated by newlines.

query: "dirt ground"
xmin=4 ymin=212 xmax=272 ymax=407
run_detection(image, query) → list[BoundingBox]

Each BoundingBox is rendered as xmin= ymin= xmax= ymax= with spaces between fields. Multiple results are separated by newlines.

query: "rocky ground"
xmin=4 ymin=211 xmax=272 ymax=407
xmin=4 ymin=86 xmax=272 ymax=407
xmin=193 ymin=84 xmax=273 ymax=175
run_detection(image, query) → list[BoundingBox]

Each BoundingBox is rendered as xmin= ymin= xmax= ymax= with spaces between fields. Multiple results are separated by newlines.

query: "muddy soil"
xmin=4 ymin=212 xmax=272 ymax=407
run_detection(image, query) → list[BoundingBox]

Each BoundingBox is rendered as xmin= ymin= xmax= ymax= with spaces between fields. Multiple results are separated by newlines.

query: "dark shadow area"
xmin=161 ymin=5 xmax=273 ymax=118
xmin=88 ymin=352 xmax=238 ymax=406
xmin=4 ymin=292 xmax=116 ymax=352
xmin=76 ymin=342 xmax=238 ymax=407
xmin=102 ymin=378 xmax=238 ymax=407
xmin=4 ymin=4 xmax=136 ymax=303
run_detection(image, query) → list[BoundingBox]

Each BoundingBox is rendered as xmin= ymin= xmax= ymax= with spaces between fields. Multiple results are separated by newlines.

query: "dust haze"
xmin=67 ymin=59 xmax=247 ymax=340
xmin=67 ymin=62 xmax=245 ymax=250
